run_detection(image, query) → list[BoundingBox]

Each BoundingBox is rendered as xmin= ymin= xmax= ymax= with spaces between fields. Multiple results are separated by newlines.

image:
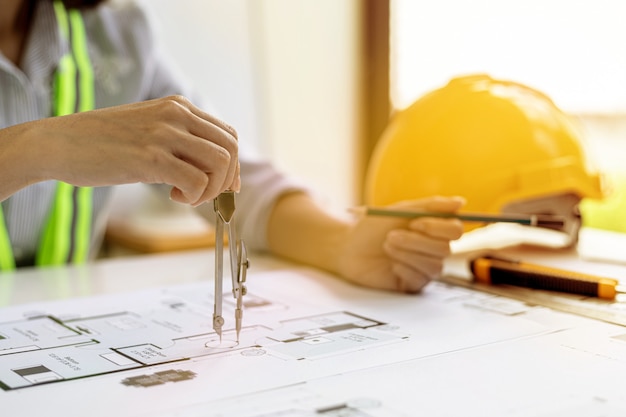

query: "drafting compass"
xmin=213 ymin=190 xmax=249 ymax=343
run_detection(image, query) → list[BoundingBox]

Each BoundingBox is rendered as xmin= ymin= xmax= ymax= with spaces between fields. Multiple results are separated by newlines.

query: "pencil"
xmin=350 ymin=206 xmax=566 ymax=229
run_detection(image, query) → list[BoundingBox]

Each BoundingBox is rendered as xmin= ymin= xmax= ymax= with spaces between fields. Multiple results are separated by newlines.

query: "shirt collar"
xmin=20 ymin=1 xmax=69 ymax=84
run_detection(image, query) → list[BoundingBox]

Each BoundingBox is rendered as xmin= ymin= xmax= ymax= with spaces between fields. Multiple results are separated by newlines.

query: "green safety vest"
xmin=0 ymin=1 xmax=95 ymax=270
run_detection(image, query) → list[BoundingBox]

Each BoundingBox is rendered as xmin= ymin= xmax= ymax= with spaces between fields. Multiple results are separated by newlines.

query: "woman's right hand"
xmin=0 ymin=95 xmax=239 ymax=204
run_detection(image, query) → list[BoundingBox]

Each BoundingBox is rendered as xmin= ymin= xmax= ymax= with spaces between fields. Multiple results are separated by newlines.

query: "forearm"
xmin=1 ymin=98 xmax=240 ymax=205
xmin=266 ymin=192 xmax=353 ymax=274
xmin=0 ymin=122 xmax=47 ymax=202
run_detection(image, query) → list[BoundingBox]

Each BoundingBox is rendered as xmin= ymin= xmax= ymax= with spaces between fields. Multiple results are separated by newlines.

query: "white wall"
xmin=139 ymin=0 xmax=263 ymax=157
xmin=253 ymin=1 xmax=363 ymax=210
xmin=136 ymin=0 xmax=363 ymax=211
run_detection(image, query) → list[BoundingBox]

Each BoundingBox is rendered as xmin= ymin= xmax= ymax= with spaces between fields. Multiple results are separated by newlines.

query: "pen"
xmin=351 ymin=207 xmax=566 ymax=229
xmin=469 ymin=255 xmax=625 ymax=300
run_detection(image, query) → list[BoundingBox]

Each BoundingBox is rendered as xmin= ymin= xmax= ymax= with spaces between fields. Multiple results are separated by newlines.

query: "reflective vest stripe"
xmin=36 ymin=182 xmax=75 ymax=266
xmin=68 ymin=8 xmax=95 ymax=112
xmin=72 ymin=186 xmax=93 ymax=263
xmin=0 ymin=210 xmax=15 ymax=270
xmin=53 ymin=54 xmax=77 ymax=116
xmin=52 ymin=0 xmax=75 ymax=116
xmin=0 ymin=1 xmax=95 ymax=270
xmin=66 ymin=6 xmax=94 ymax=265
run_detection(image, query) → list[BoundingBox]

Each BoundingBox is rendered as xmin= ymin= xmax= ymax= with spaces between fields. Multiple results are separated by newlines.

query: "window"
xmin=391 ymin=0 xmax=626 ymax=114
xmin=389 ymin=0 xmax=626 ymax=220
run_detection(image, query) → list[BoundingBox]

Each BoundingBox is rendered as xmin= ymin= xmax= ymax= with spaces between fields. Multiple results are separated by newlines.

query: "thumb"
xmin=392 ymin=195 xmax=466 ymax=213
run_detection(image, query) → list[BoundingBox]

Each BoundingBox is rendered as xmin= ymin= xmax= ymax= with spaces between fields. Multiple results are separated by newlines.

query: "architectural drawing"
xmin=0 ymin=286 xmax=407 ymax=391
xmin=2 ymin=262 xmax=600 ymax=417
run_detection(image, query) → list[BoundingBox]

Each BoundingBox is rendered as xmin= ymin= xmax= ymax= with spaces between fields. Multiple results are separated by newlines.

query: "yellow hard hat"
xmin=365 ymin=74 xmax=604 ymax=227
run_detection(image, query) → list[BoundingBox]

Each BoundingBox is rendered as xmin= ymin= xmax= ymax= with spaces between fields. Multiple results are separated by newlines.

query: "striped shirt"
xmin=0 ymin=1 xmax=304 ymax=266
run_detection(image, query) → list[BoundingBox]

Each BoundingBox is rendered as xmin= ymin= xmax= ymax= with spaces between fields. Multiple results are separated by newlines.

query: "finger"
xmin=162 ymin=161 xmax=209 ymax=204
xmin=175 ymin=96 xmax=239 ymax=191
xmin=386 ymin=229 xmax=452 ymax=258
xmin=161 ymin=96 xmax=239 ymax=193
xmin=393 ymin=195 xmax=466 ymax=213
xmin=172 ymin=95 xmax=239 ymax=140
xmin=389 ymin=249 xmax=444 ymax=280
xmin=150 ymin=153 xmax=209 ymax=204
xmin=170 ymin=186 xmax=190 ymax=204
xmin=391 ymin=263 xmax=431 ymax=294
xmin=187 ymin=124 xmax=238 ymax=192
xmin=420 ymin=195 xmax=466 ymax=212
xmin=141 ymin=141 xmax=230 ymax=204
xmin=179 ymin=145 xmax=233 ymax=204
xmin=179 ymin=122 xmax=238 ymax=193
xmin=191 ymin=160 xmax=241 ymax=206
xmin=409 ymin=218 xmax=464 ymax=240
xmin=383 ymin=239 xmax=446 ymax=282
xmin=158 ymin=127 xmax=235 ymax=203
xmin=231 ymin=161 xmax=241 ymax=192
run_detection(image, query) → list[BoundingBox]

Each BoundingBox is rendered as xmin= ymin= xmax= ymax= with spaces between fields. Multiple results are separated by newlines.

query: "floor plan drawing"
xmin=3 ymin=232 xmax=626 ymax=417
xmin=1 ymin=265 xmax=589 ymax=417
xmin=0 ymin=284 xmax=408 ymax=391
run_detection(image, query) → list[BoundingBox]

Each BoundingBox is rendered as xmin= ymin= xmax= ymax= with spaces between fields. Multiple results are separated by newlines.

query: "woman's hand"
xmin=267 ymin=193 xmax=464 ymax=294
xmin=1 ymin=95 xmax=239 ymax=204
xmin=336 ymin=196 xmax=465 ymax=293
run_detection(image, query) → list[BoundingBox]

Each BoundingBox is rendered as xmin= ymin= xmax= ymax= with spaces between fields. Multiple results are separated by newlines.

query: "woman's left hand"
xmin=336 ymin=196 xmax=465 ymax=293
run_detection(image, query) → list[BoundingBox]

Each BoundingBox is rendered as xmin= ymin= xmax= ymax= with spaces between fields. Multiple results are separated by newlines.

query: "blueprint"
xmin=3 ymin=264 xmax=626 ymax=417
xmin=0 ymin=285 xmax=403 ymax=391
